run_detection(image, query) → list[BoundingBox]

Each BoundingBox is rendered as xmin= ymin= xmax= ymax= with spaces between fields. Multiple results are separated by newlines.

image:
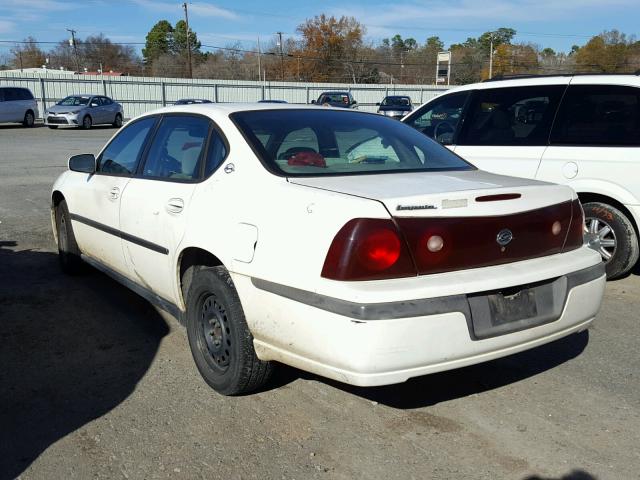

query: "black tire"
xmin=23 ymin=110 xmax=35 ymax=127
xmin=185 ymin=266 xmax=273 ymax=395
xmin=112 ymin=113 xmax=123 ymax=128
xmin=48 ymin=125 xmax=58 ymax=129
xmin=55 ymin=199 xmax=85 ymax=275
xmin=583 ymin=202 xmax=639 ymax=279
xmin=81 ymin=115 xmax=92 ymax=130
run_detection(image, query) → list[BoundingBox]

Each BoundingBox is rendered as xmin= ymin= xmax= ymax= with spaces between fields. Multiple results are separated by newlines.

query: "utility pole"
xmin=66 ymin=28 xmax=80 ymax=73
xmin=182 ymin=2 xmax=193 ymax=79
xmin=257 ymin=36 xmax=262 ymax=82
xmin=489 ymin=33 xmax=494 ymax=79
xmin=276 ymin=32 xmax=284 ymax=81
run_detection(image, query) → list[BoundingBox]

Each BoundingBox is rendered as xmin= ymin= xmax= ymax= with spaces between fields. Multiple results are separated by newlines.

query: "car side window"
xmin=550 ymin=85 xmax=640 ymax=146
xmin=90 ymin=97 xmax=101 ymax=107
xmin=142 ymin=115 xmax=210 ymax=180
xmin=101 ymin=97 xmax=113 ymax=105
xmin=457 ymin=86 xmax=565 ymax=146
xmin=204 ymin=129 xmax=228 ymax=177
xmin=406 ymin=92 xmax=470 ymax=145
xmin=4 ymin=88 xmax=18 ymax=101
xmin=98 ymin=117 xmax=156 ymax=175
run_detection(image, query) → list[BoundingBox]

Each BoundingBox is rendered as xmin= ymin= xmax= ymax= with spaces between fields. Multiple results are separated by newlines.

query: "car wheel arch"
xmin=577 ymin=192 xmax=639 ymax=237
xmin=51 ymin=191 xmax=66 ymax=244
xmin=178 ymin=247 xmax=225 ymax=311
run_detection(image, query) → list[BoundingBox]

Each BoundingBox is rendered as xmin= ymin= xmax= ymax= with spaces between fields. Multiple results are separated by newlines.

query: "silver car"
xmin=45 ymin=95 xmax=124 ymax=130
xmin=0 ymin=87 xmax=39 ymax=127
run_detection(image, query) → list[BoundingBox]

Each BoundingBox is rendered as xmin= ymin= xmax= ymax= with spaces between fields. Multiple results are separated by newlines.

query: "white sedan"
xmin=51 ymin=103 xmax=606 ymax=395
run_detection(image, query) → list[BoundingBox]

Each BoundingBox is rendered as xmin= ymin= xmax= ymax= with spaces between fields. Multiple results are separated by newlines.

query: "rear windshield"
xmin=57 ymin=96 xmax=91 ymax=106
xmin=232 ymin=109 xmax=474 ymax=176
xmin=382 ymin=96 xmax=411 ymax=106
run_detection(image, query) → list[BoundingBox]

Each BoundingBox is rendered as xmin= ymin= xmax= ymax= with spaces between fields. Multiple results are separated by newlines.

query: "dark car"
xmin=258 ymin=99 xmax=288 ymax=103
xmin=377 ymin=96 xmax=413 ymax=119
xmin=311 ymin=91 xmax=357 ymax=109
xmin=174 ymin=99 xmax=213 ymax=105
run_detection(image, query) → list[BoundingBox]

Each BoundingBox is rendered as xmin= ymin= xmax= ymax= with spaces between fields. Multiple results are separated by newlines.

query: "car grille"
xmin=47 ymin=116 xmax=68 ymax=124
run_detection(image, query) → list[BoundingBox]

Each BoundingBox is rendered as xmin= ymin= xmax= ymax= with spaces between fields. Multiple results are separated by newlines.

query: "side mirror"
xmin=69 ymin=154 xmax=96 ymax=173
xmin=351 ymin=100 xmax=358 ymax=105
xmin=310 ymin=100 xmax=316 ymax=104
xmin=376 ymin=102 xmax=381 ymax=106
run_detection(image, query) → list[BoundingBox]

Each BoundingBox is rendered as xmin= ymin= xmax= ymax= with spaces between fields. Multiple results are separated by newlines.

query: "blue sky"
xmin=0 ymin=0 xmax=638 ymax=59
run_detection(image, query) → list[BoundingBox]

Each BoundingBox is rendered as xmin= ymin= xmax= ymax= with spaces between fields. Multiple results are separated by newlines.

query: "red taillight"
xmin=564 ymin=199 xmax=585 ymax=251
xmin=321 ymin=218 xmax=417 ymax=281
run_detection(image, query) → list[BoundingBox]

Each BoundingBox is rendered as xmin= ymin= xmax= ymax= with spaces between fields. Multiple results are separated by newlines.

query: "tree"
xmin=10 ymin=37 xmax=46 ymax=69
xmin=81 ymin=34 xmax=140 ymax=72
xmin=575 ymin=30 xmax=635 ymax=72
xmin=426 ymin=36 xmax=444 ymax=52
xmin=295 ymin=14 xmax=366 ymax=82
xmin=172 ymin=19 xmax=202 ymax=57
xmin=143 ymin=20 xmax=173 ymax=65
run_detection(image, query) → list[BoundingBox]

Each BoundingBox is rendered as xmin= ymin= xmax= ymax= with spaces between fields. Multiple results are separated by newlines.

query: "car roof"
xmin=439 ymin=74 xmax=640 ymax=95
xmin=320 ymin=91 xmax=349 ymax=95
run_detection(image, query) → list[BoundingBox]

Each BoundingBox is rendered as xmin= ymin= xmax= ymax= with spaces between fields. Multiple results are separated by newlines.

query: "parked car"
xmin=403 ymin=74 xmax=640 ymax=279
xmin=311 ymin=91 xmax=357 ymax=108
xmin=377 ymin=95 xmax=413 ymax=119
xmin=45 ymin=95 xmax=123 ymax=129
xmin=0 ymin=86 xmax=38 ymax=127
xmin=51 ymin=103 xmax=605 ymax=395
xmin=174 ymin=99 xmax=213 ymax=105
xmin=258 ymin=99 xmax=287 ymax=103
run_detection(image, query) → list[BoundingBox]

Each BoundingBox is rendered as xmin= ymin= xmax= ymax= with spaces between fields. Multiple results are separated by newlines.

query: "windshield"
xmin=382 ymin=96 xmax=411 ymax=107
xmin=57 ymin=96 xmax=91 ymax=106
xmin=319 ymin=93 xmax=349 ymax=104
xmin=232 ymin=109 xmax=474 ymax=177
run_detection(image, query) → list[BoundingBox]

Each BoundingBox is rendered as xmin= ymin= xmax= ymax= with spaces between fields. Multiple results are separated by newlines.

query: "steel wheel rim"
xmin=586 ymin=217 xmax=616 ymax=262
xmin=199 ymin=294 xmax=231 ymax=371
xmin=58 ymin=214 xmax=68 ymax=252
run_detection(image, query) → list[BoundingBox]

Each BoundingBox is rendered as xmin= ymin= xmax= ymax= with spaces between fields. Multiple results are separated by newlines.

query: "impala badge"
xmin=496 ymin=229 xmax=514 ymax=247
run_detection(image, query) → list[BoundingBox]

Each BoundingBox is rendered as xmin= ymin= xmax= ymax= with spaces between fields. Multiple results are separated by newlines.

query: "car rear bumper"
xmin=233 ymin=249 xmax=605 ymax=387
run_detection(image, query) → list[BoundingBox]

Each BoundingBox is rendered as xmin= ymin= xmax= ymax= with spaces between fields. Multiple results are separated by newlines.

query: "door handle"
xmin=109 ymin=186 xmax=120 ymax=200
xmin=166 ymin=198 xmax=184 ymax=214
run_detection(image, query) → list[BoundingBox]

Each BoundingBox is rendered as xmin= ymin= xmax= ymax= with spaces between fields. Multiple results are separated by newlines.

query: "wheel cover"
xmin=84 ymin=117 xmax=91 ymax=128
xmin=586 ymin=217 xmax=616 ymax=262
xmin=199 ymin=294 xmax=231 ymax=371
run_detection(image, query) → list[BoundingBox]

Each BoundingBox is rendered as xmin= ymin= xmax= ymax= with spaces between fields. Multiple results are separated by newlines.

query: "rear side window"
xmin=551 ymin=85 xmax=640 ymax=146
xmin=98 ymin=117 xmax=156 ymax=175
xmin=406 ymin=92 xmax=470 ymax=145
xmin=457 ymin=86 xmax=565 ymax=146
xmin=101 ymin=97 xmax=113 ymax=105
xmin=142 ymin=115 xmax=210 ymax=180
xmin=204 ymin=130 xmax=228 ymax=177
xmin=18 ymin=89 xmax=34 ymax=100
xmin=3 ymin=88 xmax=19 ymax=101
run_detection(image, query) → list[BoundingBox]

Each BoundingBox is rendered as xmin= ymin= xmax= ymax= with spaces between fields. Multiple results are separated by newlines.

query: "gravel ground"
xmin=0 ymin=123 xmax=639 ymax=480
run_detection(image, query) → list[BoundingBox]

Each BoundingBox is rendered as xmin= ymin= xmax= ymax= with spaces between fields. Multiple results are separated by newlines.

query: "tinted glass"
xmin=232 ymin=109 xmax=473 ymax=176
xmin=406 ymin=92 xmax=469 ymax=144
xmin=551 ymin=85 xmax=640 ymax=146
xmin=58 ymin=96 xmax=91 ymax=106
xmin=98 ymin=117 xmax=156 ymax=175
xmin=142 ymin=116 xmax=210 ymax=180
xmin=204 ymin=130 xmax=228 ymax=177
xmin=458 ymin=86 xmax=565 ymax=146
xmin=101 ymin=97 xmax=113 ymax=105
xmin=90 ymin=97 xmax=101 ymax=107
xmin=0 ymin=89 xmax=4 ymax=102
xmin=382 ymin=96 xmax=411 ymax=106
xmin=20 ymin=89 xmax=34 ymax=100
xmin=4 ymin=88 xmax=19 ymax=101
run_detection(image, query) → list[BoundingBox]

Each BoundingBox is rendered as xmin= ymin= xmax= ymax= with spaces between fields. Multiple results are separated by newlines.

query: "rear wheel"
xmin=113 ymin=113 xmax=122 ymax=128
xmin=185 ymin=266 xmax=273 ymax=395
xmin=583 ymin=202 xmax=639 ymax=279
xmin=81 ymin=115 xmax=92 ymax=130
xmin=23 ymin=110 xmax=35 ymax=127
xmin=55 ymin=199 xmax=85 ymax=275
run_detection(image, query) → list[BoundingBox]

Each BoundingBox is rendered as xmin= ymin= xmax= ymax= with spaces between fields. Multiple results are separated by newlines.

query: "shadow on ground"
xmin=0 ymin=241 xmax=169 ymax=480
xmin=524 ymin=470 xmax=598 ymax=480
xmin=270 ymin=319 xmax=589 ymax=410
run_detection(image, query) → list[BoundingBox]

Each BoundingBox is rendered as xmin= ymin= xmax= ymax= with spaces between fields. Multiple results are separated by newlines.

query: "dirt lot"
xmin=0 ymin=124 xmax=639 ymax=480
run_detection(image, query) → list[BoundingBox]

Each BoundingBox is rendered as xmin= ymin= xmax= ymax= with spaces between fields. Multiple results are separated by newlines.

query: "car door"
xmin=100 ymin=96 xmax=117 ymax=123
xmin=403 ymin=91 xmax=471 ymax=151
xmin=65 ymin=116 xmax=158 ymax=275
xmin=89 ymin=96 xmax=106 ymax=124
xmin=119 ymin=114 xmax=226 ymax=303
xmin=3 ymin=88 xmax=21 ymax=122
xmin=538 ymin=83 xmax=640 ymax=203
xmin=454 ymin=85 xmax=567 ymax=178
xmin=0 ymin=89 xmax=8 ymax=122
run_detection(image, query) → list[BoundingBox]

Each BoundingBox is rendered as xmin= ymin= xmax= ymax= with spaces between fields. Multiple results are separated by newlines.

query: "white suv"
xmin=403 ymin=75 xmax=640 ymax=279
xmin=0 ymin=87 xmax=38 ymax=127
